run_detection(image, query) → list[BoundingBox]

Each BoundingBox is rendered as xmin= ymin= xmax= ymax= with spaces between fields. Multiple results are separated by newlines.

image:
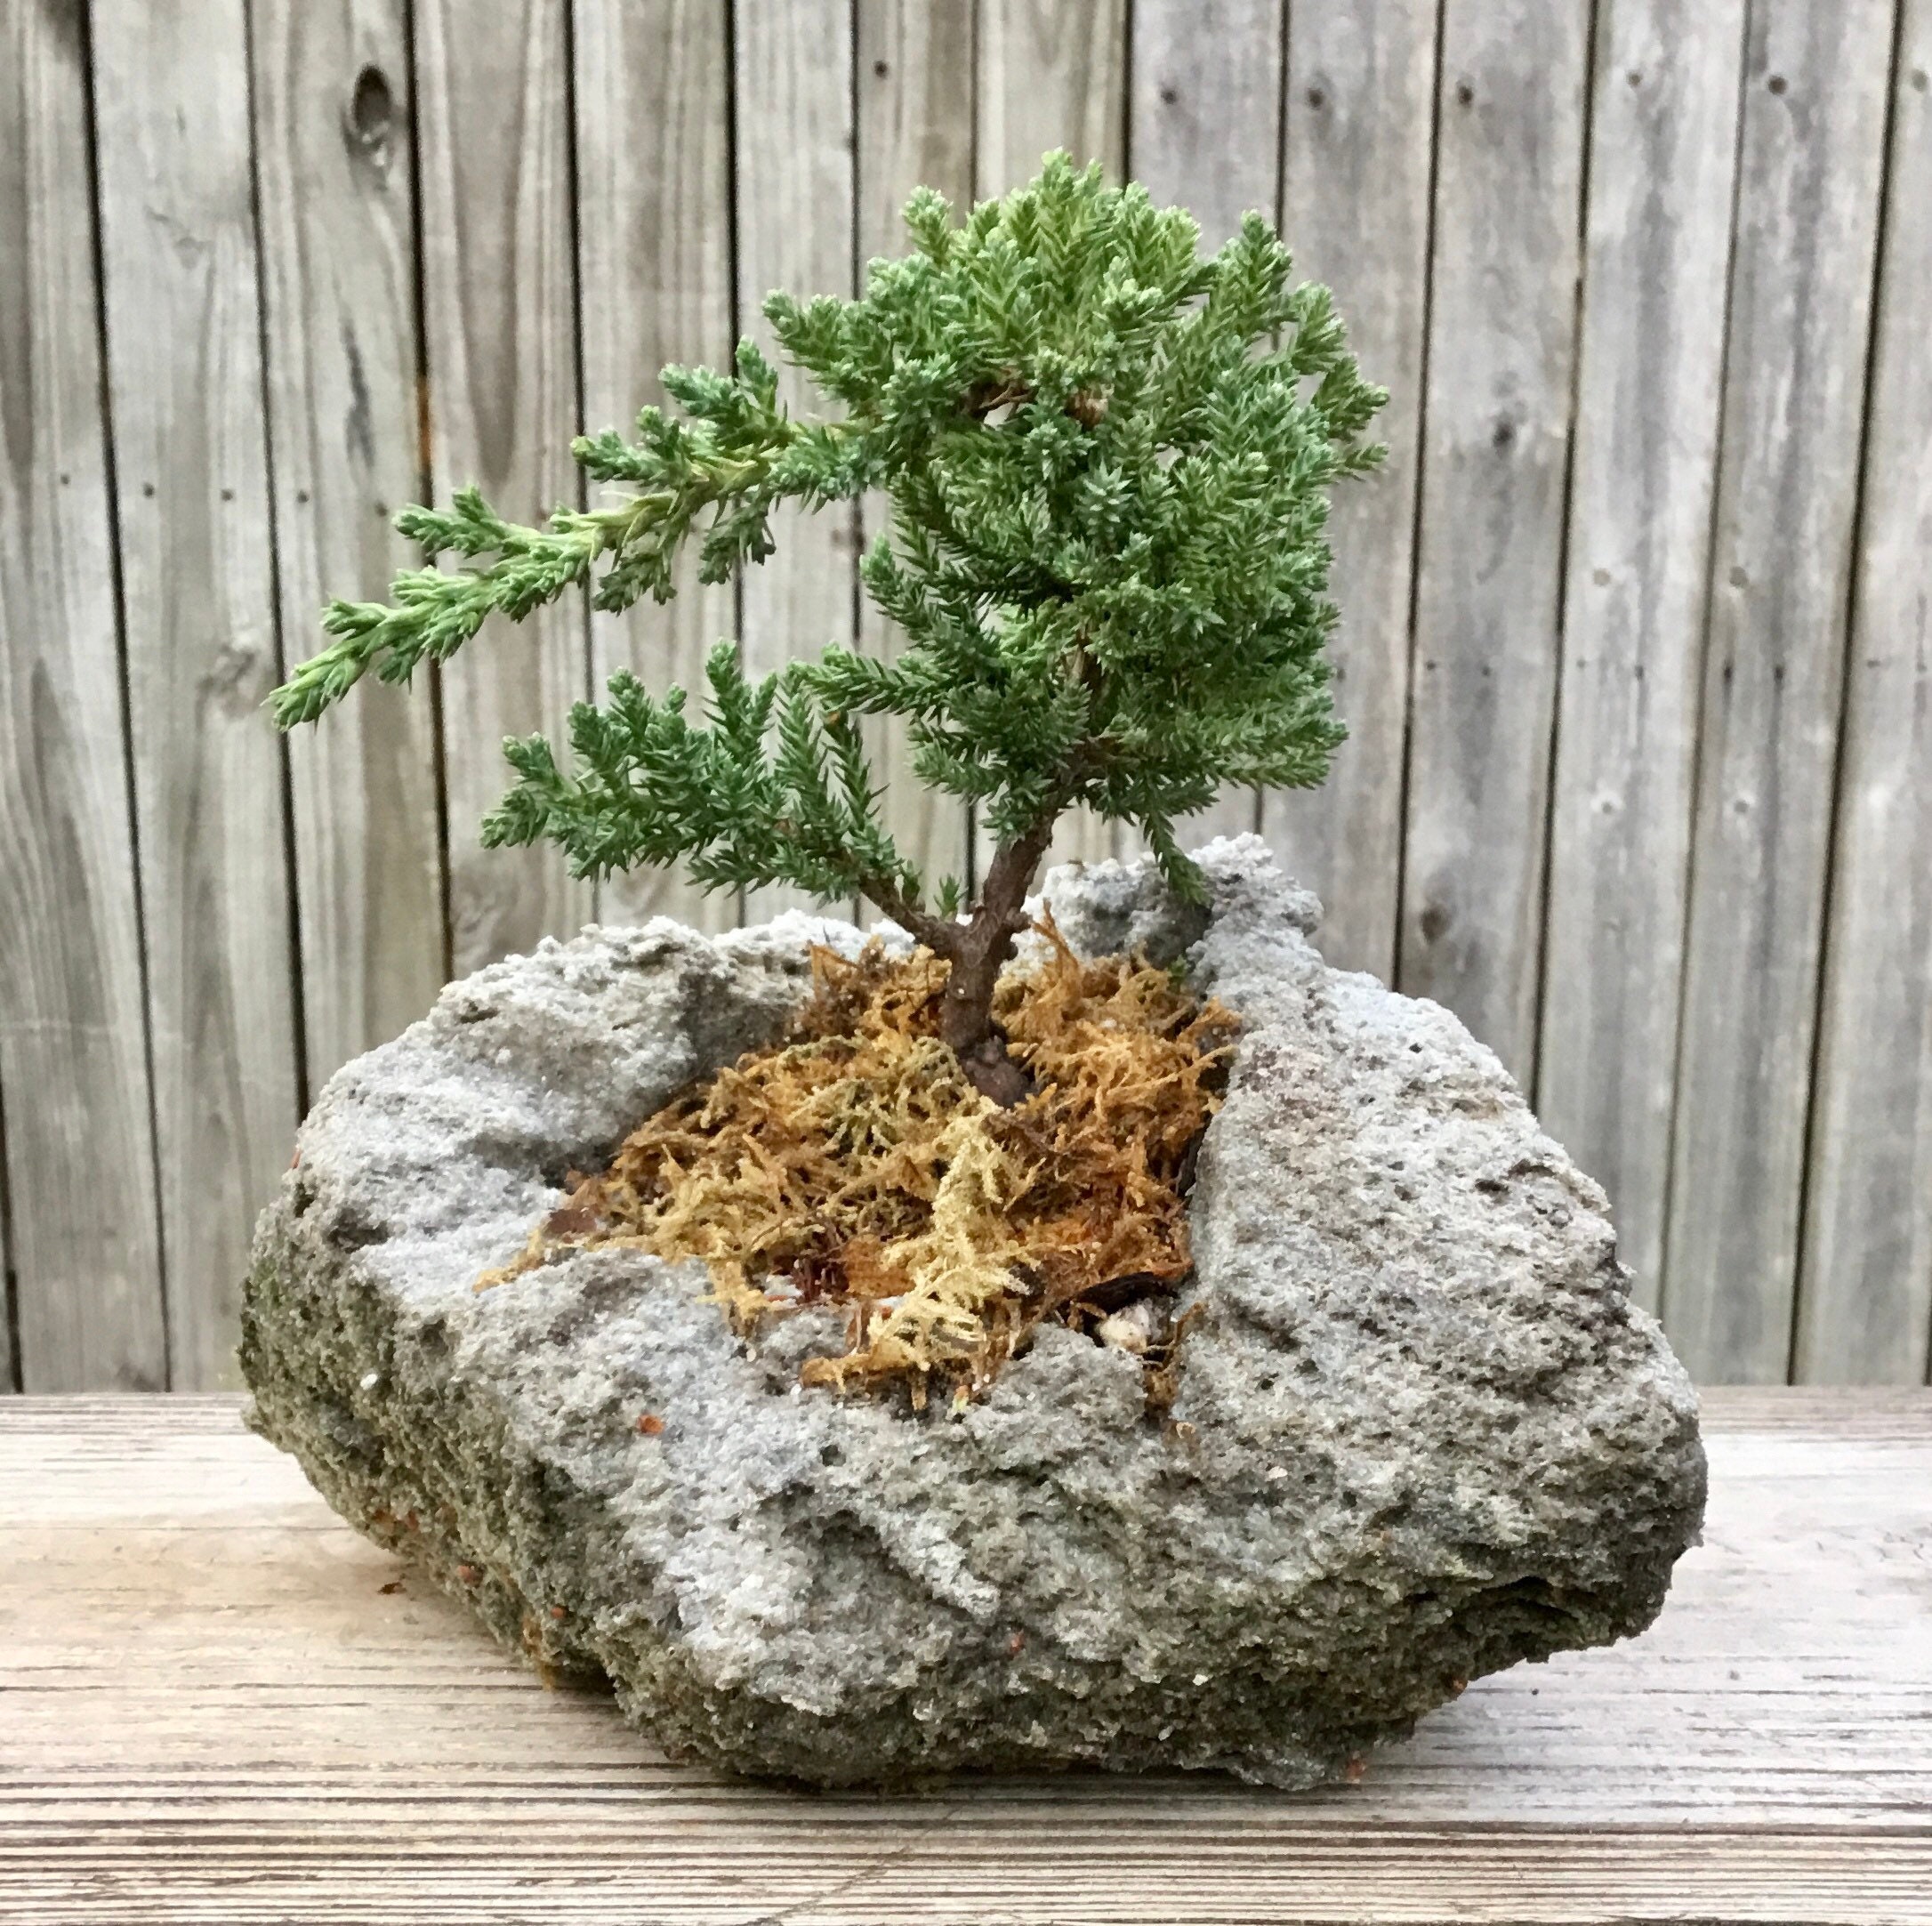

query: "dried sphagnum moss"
xmin=480 ymin=918 xmax=1236 ymax=1405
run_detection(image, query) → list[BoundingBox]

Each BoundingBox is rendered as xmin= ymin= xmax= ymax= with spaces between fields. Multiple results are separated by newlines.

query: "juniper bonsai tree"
xmin=274 ymin=154 xmax=1384 ymax=1102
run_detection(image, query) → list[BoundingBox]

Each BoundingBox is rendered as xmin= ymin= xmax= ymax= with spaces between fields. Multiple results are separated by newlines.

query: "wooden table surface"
xmin=2 ymin=1390 xmax=1928 ymax=1926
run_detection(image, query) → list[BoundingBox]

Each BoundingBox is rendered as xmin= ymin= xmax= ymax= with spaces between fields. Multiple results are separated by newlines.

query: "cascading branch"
xmin=273 ymin=152 xmax=1385 ymax=1101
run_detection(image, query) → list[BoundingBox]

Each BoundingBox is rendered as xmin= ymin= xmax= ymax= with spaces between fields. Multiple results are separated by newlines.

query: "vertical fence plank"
xmin=1132 ymin=0 xmax=1283 ymax=254
xmin=1663 ymin=0 xmax=1896 ymax=1383
xmin=978 ymin=0 xmax=1126 ymax=190
xmin=1263 ymin=0 xmax=1440 ymax=978
xmin=576 ymin=0 xmax=737 ymax=935
xmin=855 ymin=0 xmax=978 ymax=912
xmin=252 ymin=0 xmax=447 ymax=1088
xmin=1795 ymin=6 xmax=1931 ymax=1385
xmin=1397 ymin=0 xmax=1590 ymax=1081
xmin=1130 ymin=0 xmax=1282 ymax=856
xmin=734 ymin=0 xmax=859 ymax=922
xmin=92 ymin=1 xmax=302 ymax=1389
xmin=415 ymin=0 xmax=590 ymax=974
xmin=977 ymin=0 xmax=1128 ymax=878
xmin=1537 ymin=0 xmax=1747 ymax=1311
xmin=0 ymin=0 xmax=165 ymax=1390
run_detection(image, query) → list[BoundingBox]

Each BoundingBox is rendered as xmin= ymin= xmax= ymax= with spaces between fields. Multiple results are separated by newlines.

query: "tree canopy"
xmin=274 ymin=152 xmax=1384 ymax=1096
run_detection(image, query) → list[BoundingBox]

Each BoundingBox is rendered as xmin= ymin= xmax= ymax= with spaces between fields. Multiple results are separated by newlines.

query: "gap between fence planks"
xmin=3 ymin=1389 xmax=1928 ymax=1925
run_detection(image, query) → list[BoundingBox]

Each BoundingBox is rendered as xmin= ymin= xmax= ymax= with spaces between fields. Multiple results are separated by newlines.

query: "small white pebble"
xmin=1193 ymin=1672 xmax=1211 ymax=1686
xmin=358 ymin=1370 xmax=380 ymax=1390
xmin=1096 ymin=1298 xmax=1163 ymax=1355
xmin=1266 ymin=1465 xmax=1288 ymax=1481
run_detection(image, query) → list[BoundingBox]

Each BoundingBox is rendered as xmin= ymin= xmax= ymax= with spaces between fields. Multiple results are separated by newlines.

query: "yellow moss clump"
xmin=480 ymin=918 xmax=1237 ymax=1405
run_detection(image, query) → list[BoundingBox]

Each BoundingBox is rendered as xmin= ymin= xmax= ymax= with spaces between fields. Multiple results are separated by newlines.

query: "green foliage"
xmin=275 ymin=153 xmax=1384 ymax=919
xmin=485 ymin=644 xmax=930 ymax=921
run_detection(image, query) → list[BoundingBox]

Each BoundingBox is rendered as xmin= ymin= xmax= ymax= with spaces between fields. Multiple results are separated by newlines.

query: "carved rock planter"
xmin=242 ymin=837 xmax=1704 ymax=1788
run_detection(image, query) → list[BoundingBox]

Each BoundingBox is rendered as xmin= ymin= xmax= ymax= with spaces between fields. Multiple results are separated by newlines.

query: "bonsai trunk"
xmin=938 ymin=921 xmax=1031 ymax=1107
xmin=878 ymin=812 xmax=1060 ymax=1108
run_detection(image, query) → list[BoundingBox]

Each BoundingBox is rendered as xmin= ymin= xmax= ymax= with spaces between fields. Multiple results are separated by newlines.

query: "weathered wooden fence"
xmin=4 ymin=0 xmax=1928 ymax=1392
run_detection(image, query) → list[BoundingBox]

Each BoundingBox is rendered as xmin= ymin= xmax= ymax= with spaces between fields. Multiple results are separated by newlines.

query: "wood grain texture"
xmin=1398 ymin=0 xmax=1590 ymax=1081
xmin=1131 ymin=0 xmax=1283 ymax=250
xmin=1263 ymin=0 xmax=1440 ymax=979
xmin=414 ymin=0 xmax=591 ymax=974
xmin=575 ymin=0 xmax=737 ymax=936
xmin=91 ymin=1 xmax=300 ymax=1390
xmin=2 ymin=1391 xmax=1928 ymax=1923
xmin=978 ymin=0 xmax=1127 ymax=189
xmin=977 ymin=0 xmax=1128 ymax=881
xmin=0 ymin=0 xmax=165 ymax=1391
xmin=12 ymin=3 xmax=1932 ymax=1398
xmin=734 ymin=0 xmax=859 ymax=923
xmin=1795 ymin=5 xmax=1932 ymax=1387
xmin=1537 ymin=0 xmax=1748 ymax=1315
xmin=1662 ymin=0 xmax=1897 ymax=1384
xmin=251 ymin=0 xmax=448 ymax=1087
xmin=855 ymin=0 xmax=978 ymax=913
xmin=1128 ymin=0 xmax=1280 ymax=857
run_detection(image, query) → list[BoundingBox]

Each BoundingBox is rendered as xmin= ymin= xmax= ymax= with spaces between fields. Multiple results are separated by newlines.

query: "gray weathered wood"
xmin=855 ymin=0 xmax=978 ymax=912
xmin=978 ymin=0 xmax=1127 ymax=191
xmin=251 ymin=0 xmax=448 ymax=1086
xmin=734 ymin=0 xmax=859 ymax=923
xmin=414 ymin=0 xmax=592 ymax=973
xmin=1131 ymin=0 xmax=1283 ymax=252
xmin=1537 ymin=0 xmax=1748 ymax=1314
xmin=977 ymin=0 xmax=1128 ymax=880
xmin=1663 ymin=0 xmax=1897 ymax=1383
xmin=1795 ymin=8 xmax=1932 ymax=1387
xmin=3 ymin=1391 xmax=1928 ymax=1922
xmin=1262 ymin=0 xmax=1440 ymax=979
xmin=1398 ymin=0 xmax=1590 ymax=1081
xmin=1129 ymin=0 xmax=1280 ymax=856
xmin=91 ymin=2 xmax=301 ymax=1390
xmin=575 ymin=0 xmax=737 ymax=936
xmin=15 ymin=0 xmax=1932 ymax=1394
xmin=0 ymin=0 xmax=165 ymax=1390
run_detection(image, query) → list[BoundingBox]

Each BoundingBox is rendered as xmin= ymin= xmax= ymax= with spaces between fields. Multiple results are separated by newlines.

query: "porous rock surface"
xmin=242 ymin=837 xmax=1704 ymax=1788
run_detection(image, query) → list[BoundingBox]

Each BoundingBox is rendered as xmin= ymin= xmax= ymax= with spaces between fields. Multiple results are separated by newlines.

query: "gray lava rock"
xmin=241 ymin=836 xmax=1704 ymax=1788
